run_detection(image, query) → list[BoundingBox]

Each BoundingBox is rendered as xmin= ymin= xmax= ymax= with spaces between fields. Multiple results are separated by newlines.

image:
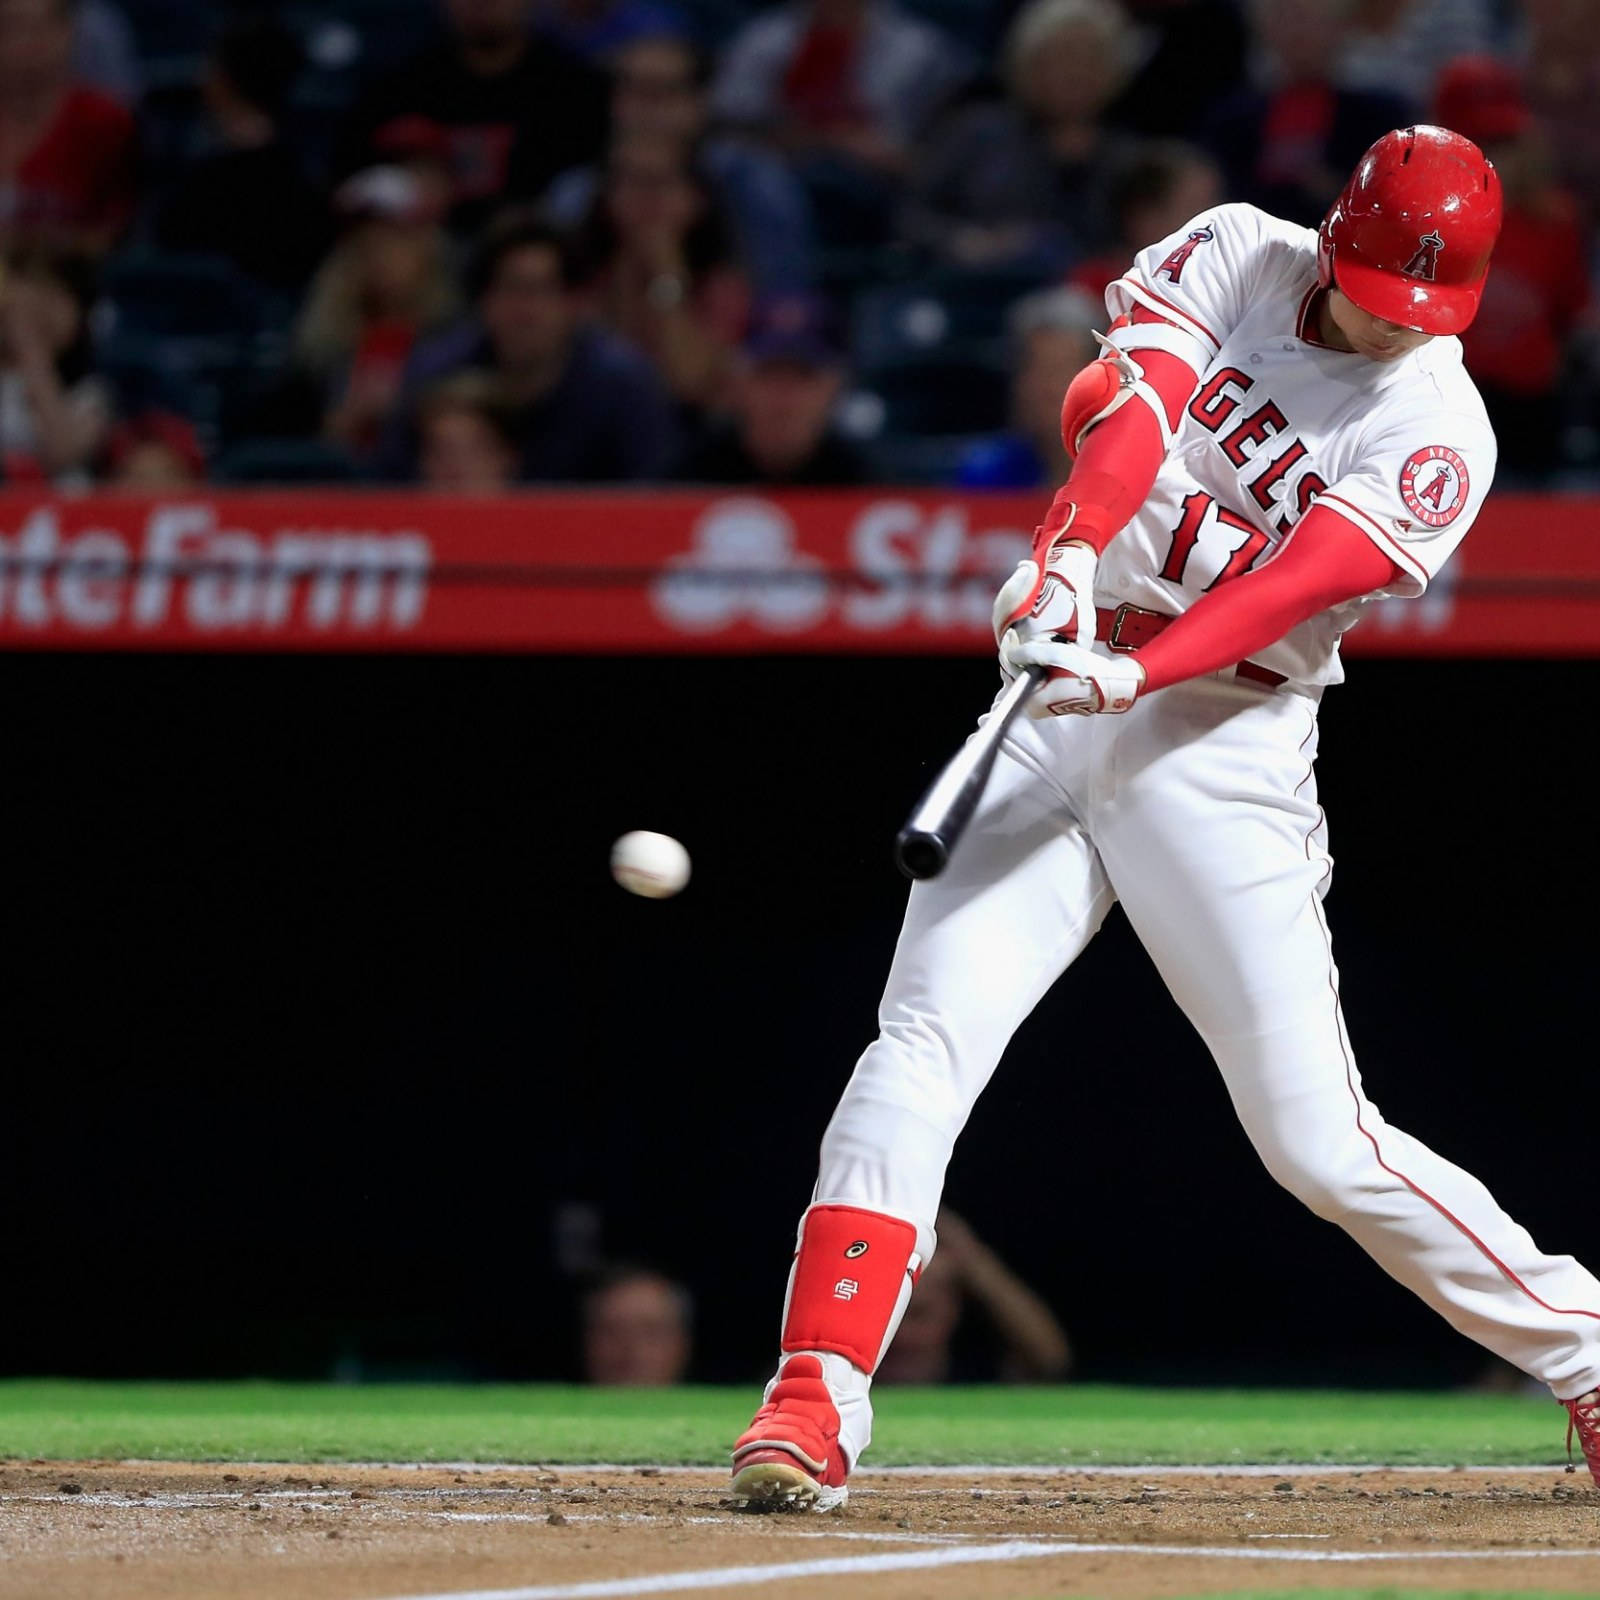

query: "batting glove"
xmin=1005 ymin=637 xmax=1146 ymax=717
xmin=991 ymin=527 xmax=1099 ymax=684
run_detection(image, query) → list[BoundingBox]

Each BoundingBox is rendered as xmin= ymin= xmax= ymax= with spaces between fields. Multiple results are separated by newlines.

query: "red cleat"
xmin=729 ymin=1355 xmax=850 ymax=1512
xmin=1564 ymin=1389 xmax=1600 ymax=1489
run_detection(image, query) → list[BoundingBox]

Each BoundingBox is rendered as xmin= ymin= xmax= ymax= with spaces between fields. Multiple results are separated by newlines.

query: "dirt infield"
xmin=1 ymin=1461 xmax=1597 ymax=1600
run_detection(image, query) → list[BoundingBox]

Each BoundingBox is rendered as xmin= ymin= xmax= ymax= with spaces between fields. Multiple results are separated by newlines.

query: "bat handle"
xmin=894 ymin=665 xmax=1046 ymax=881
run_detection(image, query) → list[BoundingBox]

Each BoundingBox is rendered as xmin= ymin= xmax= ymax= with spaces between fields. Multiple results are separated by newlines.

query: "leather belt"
xmin=1095 ymin=604 xmax=1287 ymax=690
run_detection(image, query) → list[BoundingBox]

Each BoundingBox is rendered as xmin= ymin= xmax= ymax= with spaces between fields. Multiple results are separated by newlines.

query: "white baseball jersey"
xmin=1099 ymin=202 xmax=1496 ymax=688
xmin=753 ymin=212 xmax=1600 ymax=1485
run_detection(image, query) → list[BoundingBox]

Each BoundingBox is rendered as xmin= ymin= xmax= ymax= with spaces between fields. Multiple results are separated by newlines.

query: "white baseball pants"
xmin=799 ymin=670 xmax=1600 ymax=1467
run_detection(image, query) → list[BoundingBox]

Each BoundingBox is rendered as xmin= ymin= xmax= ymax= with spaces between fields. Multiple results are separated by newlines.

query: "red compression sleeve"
xmin=1038 ymin=335 xmax=1198 ymax=557
xmin=1136 ymin=505 xmax=1404 ymax=694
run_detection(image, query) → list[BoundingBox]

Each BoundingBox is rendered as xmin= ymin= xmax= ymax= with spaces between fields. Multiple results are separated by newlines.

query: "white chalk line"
xmin=370 ymin=1536 xmax=1600 ymax=1600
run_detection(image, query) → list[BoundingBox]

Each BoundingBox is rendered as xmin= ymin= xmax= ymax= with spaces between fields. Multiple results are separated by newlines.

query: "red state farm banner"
xmin=0 ymin=488 xmax=1595 ymax=654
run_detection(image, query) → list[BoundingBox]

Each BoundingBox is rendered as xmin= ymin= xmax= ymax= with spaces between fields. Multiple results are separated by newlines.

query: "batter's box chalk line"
xmin=370 ymin=1535 xmax=1600 ymax=1600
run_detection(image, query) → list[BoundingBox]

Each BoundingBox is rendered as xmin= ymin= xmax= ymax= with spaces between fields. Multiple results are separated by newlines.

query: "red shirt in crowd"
xmin=1461 ymin=191 xmax=1590 ymax=397
xmin=782 ymin=25 xmax=868 ymax=130
xmin=0 ymin=86 xmax=137 ymax=245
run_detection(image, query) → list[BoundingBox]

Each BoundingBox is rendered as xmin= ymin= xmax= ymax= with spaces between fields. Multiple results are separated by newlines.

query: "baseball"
xmin=610 ymin=831 xmax=691 ymax=898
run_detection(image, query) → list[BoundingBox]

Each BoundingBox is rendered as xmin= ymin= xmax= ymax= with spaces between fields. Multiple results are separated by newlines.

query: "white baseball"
xmin=610 ymin=831 xmax=691 ymax=898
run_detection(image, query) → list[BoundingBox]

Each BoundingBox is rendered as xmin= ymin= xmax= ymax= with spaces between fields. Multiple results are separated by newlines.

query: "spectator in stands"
xmin=416 ymin=371 xmax=522 ymax=490
xmin=1067 ymin=140 xmax=1223 ymax=304
xmin=676 ymin=292 xmax=870 ymax=485
xmin=368 ymin=118 xmax=458 ymax=227
xmin=901 ymin=0 xmax=1138 ymax=272
xmin=710 ymin=0 xmax=969 ymax=247
xmin=956 ymin=285 xmax=1098 ymax=489
xmin=1434 ymin=57 xmax=1591 ymax=477
xmin=571 ymin=135 xmax=748 ymax=413
xmin=535 ymin=0 xmax=686 ymax=65
xmin=1339 ymin=0 xmax=1496 ymax=110
xmin=157 ymin=15 xmax=329 ymax=297
xmin=70 ymin=0 xmax=136 ymax=106
xmin=380 ymin=216 xmax=676 ymax=482
xmin=0 ymin=250 xmax=108 ymax=483
xmin=0 ymin=0 xmax=136 ymax=255
xmin=295 ymin=166 xmax=461 ymax=463
xmin=581 ymin=1267 xmax=693 ymax=1386
xmin=1203 ymin=0 xmax=1411 ymax=228
xmin=544 ymin=33 xmax=817 ymax=294
xmin=102 ymin=410 xmax=206 ymax=487
xmin=875 ymin=1208 xmax=1072 ymax=1384
xmin=338 ymin=0 xmax=610 ymax=238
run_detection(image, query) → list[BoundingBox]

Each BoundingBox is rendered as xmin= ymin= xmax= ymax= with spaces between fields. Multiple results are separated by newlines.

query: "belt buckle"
xmin=1108 ymin=603 xmax=1160 ymax=652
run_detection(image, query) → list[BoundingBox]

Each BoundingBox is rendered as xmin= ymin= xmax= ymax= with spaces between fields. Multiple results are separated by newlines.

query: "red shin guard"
xmin=780 ymin=1205 xmax=919 ymax=1374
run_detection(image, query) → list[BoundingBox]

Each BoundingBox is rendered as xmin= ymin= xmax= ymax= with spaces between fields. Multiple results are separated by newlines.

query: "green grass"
xmin=0 ymin=1381 xmax=1574 ymax=1467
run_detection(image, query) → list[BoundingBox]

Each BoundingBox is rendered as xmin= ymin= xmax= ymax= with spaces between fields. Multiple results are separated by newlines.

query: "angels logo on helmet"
xmin=1403 ymin=230 xmax=1445 ymax=281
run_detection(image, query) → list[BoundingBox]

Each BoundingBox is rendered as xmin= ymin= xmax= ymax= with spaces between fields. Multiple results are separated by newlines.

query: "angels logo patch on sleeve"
xmin=1398 ymin=446 xmax=1469 ymax=531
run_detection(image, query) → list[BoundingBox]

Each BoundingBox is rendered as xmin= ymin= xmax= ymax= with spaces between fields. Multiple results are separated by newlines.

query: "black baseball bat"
xmin=894 ymin=665 xmax=1046 ymax=880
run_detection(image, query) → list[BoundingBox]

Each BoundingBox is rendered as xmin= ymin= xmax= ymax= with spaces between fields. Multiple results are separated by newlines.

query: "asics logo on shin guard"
xmin=781 ymin=1204 xmax=919 ymax=1374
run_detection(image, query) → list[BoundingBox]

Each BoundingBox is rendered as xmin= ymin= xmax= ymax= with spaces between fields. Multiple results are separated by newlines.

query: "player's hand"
xmin=1005 ymin=637 xmax=1145 ymax=717
xmin=991 ymin=534 xmax=1098 ymax=683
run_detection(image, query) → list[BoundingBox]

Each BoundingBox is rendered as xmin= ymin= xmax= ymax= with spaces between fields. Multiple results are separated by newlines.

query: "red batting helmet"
xmin=1318 ymin=125 xmax=1503 ymax=336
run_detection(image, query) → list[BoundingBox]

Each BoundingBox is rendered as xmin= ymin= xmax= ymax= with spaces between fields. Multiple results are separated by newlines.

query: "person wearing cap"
xmin=293 ymin=165 xmax=463 ymax=462
xmin=156 ymin=14 xmax=328 ymax=294
xmin=102 ymin=410 xmax=207 ymax=487
xmin=675 ymin=293 xmax=871 ymax=485
xmin=1433 ymin=55 xmax=1590 ymax=477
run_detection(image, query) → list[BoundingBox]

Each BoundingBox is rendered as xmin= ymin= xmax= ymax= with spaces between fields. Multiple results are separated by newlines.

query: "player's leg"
xmin=733 ymin=719 xmax=1115 ymax=1507
xmin=1099 ymin=681 xmax=1600 ymax=1423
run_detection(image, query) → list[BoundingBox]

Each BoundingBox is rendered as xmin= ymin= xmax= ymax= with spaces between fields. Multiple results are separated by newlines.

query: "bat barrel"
xmin=892 ymin=666 xmax=1044 ymax=881
xmin=894 ymin=827 xmax=950 ymax=881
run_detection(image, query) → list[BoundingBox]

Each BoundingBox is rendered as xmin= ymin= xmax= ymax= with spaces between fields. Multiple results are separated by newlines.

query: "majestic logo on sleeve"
xmin=1399 ymin=446 xmax=1469 ymax=529
xmin=1403 ymin=230 xmax=1445 ymax=281
xmin=1155 ymin=226 xmax=1214 ymax=284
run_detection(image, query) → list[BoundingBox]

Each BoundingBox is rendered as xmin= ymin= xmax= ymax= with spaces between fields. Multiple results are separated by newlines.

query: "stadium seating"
xmin=95 ymin=253 xmax=293 ymax=453
xmin=214 ymin=438 xmax=362 ymax=484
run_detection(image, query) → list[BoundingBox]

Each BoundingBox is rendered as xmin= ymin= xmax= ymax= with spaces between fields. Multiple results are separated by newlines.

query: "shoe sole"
xmin=728 ymin=1459 xmax=848 ymax=1513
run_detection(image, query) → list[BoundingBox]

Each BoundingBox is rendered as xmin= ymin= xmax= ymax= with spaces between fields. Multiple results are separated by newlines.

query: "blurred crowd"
xmin=1 ymin=0 xmax=1596 ymax=490
xmin=578 ymin=1210 xmax=1072 ymax=1385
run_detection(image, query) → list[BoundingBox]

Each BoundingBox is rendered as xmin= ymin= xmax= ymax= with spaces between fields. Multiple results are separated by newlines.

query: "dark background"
xmin=2 ymin=654 xmax=1590 ymax=1389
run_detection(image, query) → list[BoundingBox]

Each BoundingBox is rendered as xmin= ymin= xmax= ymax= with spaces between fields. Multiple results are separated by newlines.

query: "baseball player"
xmin=729 ymin=127 xmax=1600 ymax=1511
